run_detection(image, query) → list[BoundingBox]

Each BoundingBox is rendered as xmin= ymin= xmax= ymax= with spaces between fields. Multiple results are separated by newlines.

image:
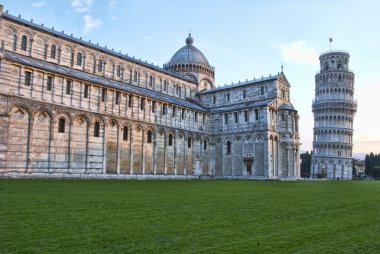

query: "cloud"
xmin=110 ymin=16 xmax=117 ymax=20
xmin=31 ymin=1 xmax=47 ymax=8
xmin=71 ymin=0 xmax=93 ymax=12
xmin=109 ymin=0 xmax=117 ymax=7
xmin=278 ymin=41 xmax=319 ymax=66
xmin=144 ymin=35 xmax=153 ymax=41
xmin=83 ymin=15 xmax=103 ymax=34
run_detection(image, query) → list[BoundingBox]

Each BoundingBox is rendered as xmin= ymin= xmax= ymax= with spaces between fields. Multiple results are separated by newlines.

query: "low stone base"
xmin=0 ymin=172 xmax=300 ymax=180
xmin=0 ymin=172 xmax=203 ymax=180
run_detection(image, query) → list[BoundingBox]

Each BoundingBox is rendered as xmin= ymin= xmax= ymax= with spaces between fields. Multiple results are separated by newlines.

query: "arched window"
xmin=149 ymin=76 xmax=153 ymax=86
xmin=117 ymin=65 xmax=121 ymax=77
xmin=58 ymin=118 xmax=65 ymax=133
xmin=187 ymin=137 xmax=192 ymax=148
xmin=94 ymin=122 xmax=100 ymax=137
xmin=51 ymin=45 xmax=56 ymax=59
xmin=147 ymin=130 xmax=152 ymax=143
xmin=77 ymin=52 xmax=82 ymax=66
xmin=134 ymin=70 xmax=138 ymax=82
xmin=337 ymin=61 xmax=342 ymax=70
xmin=168 ymin=134 xmax=173 ymax=146
xmin=98 ymin=59 xmax=103 ymax=72
xmin=226 ymin=141 xmax=231 ymax=154
xmin=123 ymin=126 xmax=128 ymax=140
xmin=21 ymin=35 xmax=27 ymax=51
xmin=204 ymin=140 xmax=207 ymax=150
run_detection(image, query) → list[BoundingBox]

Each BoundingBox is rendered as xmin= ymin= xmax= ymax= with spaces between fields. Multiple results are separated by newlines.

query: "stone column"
xmin=47 ymin=117 xmax=53 ymax=173
xmin=232 ymin=139 xmax=235 ymax=176
xmin=141 ymin=128 xmax=145 ymax=175
xmin=174 ymin=133 xmax=177 ymax=175
xmin=164 ymin=132 xmax=167 ymax=175
xmin=57 ymin=47 xmax=61 ymax=64
xmin=129 ymin=128 xmax=133 ymax=175
xmin=70 ymin=52 xmax=74 ymax=67
xmin=293 ymin=148 xmax=296 ymax=178
xmin=222 ymin=140 xmax=225 ymax=176
xmin=83 ymin=55 xmax=86 ymax=71
xmin=278 ymin=142 xmax=282 ymax=177
xmin=153 ymin=132 xmax=156 ymax=174
xmin=102 ymin=122 xmax=107 ymax=174
xmin=116 ymin=125 xmax=121 ymax=175
xmin=286 ymin=146 xmax=290 ymax=178
xmin=25 ymin=116 xmax=33 ymax=173
xmin=67 ymin=122 xmax=72 ymax=173
xmin=30 ymin=70 xmax=34 ymax=98
xmin=275 ymin=140 xmax=279 ymax=177
xmin=183 ymin=136 xmax=186 ymax=175
xmin=41 ymin=73 xmax=45 ymax=100
xmin=264 ymin=137 xmax=269 ymax=178
xmin=13 ymin=35 xmax=18 ymax=51
xmin=85 ymin=121 xmax=90 ymax=174
xmin=333 ymin=164 xmax=336 ymax=179
xmin=29 ymin=39 xmax=33 ymax=57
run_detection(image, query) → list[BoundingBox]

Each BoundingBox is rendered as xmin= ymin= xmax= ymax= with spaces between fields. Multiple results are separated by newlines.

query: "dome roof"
xmin=167 ymin=34 xmax=211 ymax=67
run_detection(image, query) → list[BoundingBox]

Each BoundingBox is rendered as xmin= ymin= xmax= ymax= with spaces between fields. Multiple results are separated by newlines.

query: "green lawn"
xmin=1 ymin=179 xmax=380 ymax=253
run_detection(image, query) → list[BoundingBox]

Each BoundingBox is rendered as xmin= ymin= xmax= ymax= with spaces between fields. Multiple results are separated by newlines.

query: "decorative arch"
xmin=18 ymin=29 xmax=33 ymax=40
xmin=32 ymin=107 xmax=53 ymax=120
xmin=10 ymin=105 xmax=31 ymax=118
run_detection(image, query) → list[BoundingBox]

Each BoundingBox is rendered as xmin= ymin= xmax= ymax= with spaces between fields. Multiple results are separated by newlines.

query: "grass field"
xmin=1 ymin=179 xmax=380 ymax=253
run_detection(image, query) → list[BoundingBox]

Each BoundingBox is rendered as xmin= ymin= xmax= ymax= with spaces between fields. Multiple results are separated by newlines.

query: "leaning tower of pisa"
xmin=311 ymin=50 xmax=357 ymax=180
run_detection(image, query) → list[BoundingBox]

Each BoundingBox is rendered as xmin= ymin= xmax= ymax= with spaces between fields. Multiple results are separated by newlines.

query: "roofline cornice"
xmin=1 ymin=12 xmax=197 ymax=85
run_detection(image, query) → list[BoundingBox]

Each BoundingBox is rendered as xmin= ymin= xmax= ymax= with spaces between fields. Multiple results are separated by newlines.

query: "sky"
xmin=2 ymin=0 xmax=380 ymax=157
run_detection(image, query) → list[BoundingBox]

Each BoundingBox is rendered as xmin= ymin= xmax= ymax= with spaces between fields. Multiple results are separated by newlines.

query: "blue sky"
xmin=2 ymin=0 xmax=380 ymax=156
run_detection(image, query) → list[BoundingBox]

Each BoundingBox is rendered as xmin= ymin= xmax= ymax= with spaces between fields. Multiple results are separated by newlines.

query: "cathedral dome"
xmin=167 ymin=34 xmax=211 ymax=67
xmin=163 ymin=34 xmax=215 ymax=88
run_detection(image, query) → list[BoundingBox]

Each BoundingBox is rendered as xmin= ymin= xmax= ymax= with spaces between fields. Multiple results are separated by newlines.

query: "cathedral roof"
xmin=5 ymin=51 xmax=207 ymax=112
xmin=209 ymin=98 xmax=275 ymax=113
xmin=198 ymin=74 xmax=281 ymax=95
xmin=166 ymin=34 xmax=212 ymax=68
xmin=2 ymin=12 xmax=196 ymax=84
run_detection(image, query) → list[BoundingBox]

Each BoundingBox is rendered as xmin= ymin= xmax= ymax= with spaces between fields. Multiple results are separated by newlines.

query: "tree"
xmin=300 ymin=151 xmax=312 ymax=178
xmin=374 ymin=166 xmax=380 ymax=179
xmin=364 ymin=152 xmax=380 ymax=177
xmin=365 ymin=154 xmax=370 ymax=175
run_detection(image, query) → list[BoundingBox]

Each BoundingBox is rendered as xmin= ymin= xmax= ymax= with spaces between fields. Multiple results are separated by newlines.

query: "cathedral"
xmin=0 ymin=5 xmax=300 ymax=179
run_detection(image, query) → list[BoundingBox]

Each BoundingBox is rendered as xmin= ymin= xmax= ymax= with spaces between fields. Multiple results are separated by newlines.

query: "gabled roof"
xmin=2 ymin=12 xmax=195 ymax=84
xmin=5 ymin=51 xmax=207 ymax=111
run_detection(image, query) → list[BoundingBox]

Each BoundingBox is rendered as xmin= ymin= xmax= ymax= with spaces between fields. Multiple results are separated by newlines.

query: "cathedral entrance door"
xmin=243 ymin=153 xmax=254 ymax=176
xmin=246 ymin=164 xmax=252 ymax=175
